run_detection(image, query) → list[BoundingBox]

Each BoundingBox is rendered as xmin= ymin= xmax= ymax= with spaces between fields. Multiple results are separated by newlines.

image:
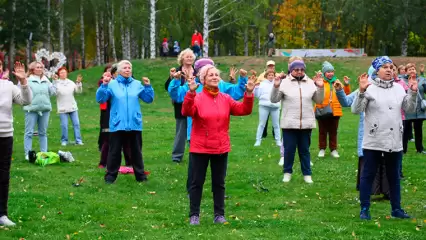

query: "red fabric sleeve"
xmin=182 ymin=91 xmax=197 ymax=117
xmin=230 ymin=93 xmax=254 ymax=116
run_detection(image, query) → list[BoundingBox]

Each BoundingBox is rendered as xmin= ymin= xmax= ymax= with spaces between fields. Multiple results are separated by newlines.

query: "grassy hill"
xmin=3 ymin=57 xmax=426 ymax=239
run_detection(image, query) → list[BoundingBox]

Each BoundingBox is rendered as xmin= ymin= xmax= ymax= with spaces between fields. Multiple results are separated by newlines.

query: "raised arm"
xmin=74 ymin=75 xmax=83 ymax=93
xmin=229 ymin=93 xmax=254 ymax=116
xmin=336 ymin=89 xmax=357 ymax=107
xmin=219 ymin=75 xmax=247 ymax=101
xmin=139 ymin=78 xmax=155 ymax=103
xmin=402 ymin=76 xmax=419 ymax=113
xmin=168 ymin=78 xmax=190 ymax=103
xmin=12 ymin=83 xmax=32 ymax=105
xmin=48 ymin=80 xmax=57 ymax=96
xmin=351 ymin=91 xmax=369 ymax=114
xmin=312 ymin=86 xmax=325 ymax=104
xmin=96 ymin=84 xmax=112 ymax=104
xmin=270 ymin=76 xmax=284 ymax=103
xmin=181 ymin=91 xmax=197 ymax=117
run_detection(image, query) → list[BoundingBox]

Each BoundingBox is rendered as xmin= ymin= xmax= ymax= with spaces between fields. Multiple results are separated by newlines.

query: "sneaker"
xmin=25 ymin=155 xmax=29 ymax=161
xmin=254 ymin=140 xmax=261 ymax=147
xmin=190 ymin=215 xmax=200 ymax=225
xmin=417 ymin=151 xmax=426 ymax=154
xmin=61 ymin=142 xmax=67 ymax=146
xmin=172 ymin=159 xmax=181 ymax=163
xmin=360 ymin=208 xmax=371 ymax=220
xmin=330 ymin=150 xmax=340 ymax=158
xmin=409 ymin=138 xmax=415 ymax=142
xmin=58 ymin=151 xmax=75 ymax=162
xmin=76 ymin=142 xmax=84 ymax=146
xmin=276 ymin=140 xmax=282 ymax=147
xmin=310 ymin=161 xmax=314 ymax=167
xmin=391 ymin=209 xmax=411 ymax=219
xmin=98 ymin=164 xmax=105 ymax=169
xmin=318 ymin=149 xmax=325 ymax=158
xmin=105 ymin=175 xmax=116 ymax=184
xmin=278 ymin=157 xmax=284 ymax=166
xmin=303 ymin=175 xmax=313 ymax=184
xmin=282 ymin=173 xmax=292 ymax=182
xmin=213 ymin=215 xmax=228 ymax=224
xmin=0 ymin=215 xmax=16 ymax=226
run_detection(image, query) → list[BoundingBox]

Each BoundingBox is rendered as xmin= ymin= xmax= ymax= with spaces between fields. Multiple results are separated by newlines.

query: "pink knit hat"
xmin=194 ymin=58 xmax=214 ymax=72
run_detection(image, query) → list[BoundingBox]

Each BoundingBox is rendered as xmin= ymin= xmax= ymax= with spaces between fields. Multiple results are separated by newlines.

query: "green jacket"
xmin=23 ymin=75 xmax=56 ymax=112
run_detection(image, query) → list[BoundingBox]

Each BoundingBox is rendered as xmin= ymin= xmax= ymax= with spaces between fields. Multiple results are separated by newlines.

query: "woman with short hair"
xmin=96 ymin=60 xmax=154 ymax=183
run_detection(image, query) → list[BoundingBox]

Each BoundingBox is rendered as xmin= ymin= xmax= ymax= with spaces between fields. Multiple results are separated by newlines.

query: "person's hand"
xmin=142 ymin=77 xmax=150 ymax=86
xmin=333 ymin=79 xmax=343 ymax=91
xmin=102 ymin=73 xmax=112 ymax=85
xmin=420 ymin=64 xmax=425 ymax=73
xmin=408 ymin=74 xmax=418 ymax=92
xmin=278 ymin=71 xmax=286 ymax=79
xmin=188 ymin=76 xmax=199 ymax=92
xmin=173 ymin=71 xmax=182 ymax=79
xmin=273 ymin=75 xmax=282 ymax=88
xmin=313 ymin=72 xmax=324 ymax=88
xmin=358 ymin=73 xmax=370 ymax=93
xmin=170 ymin=68 xmax=176 ymax=78
xmin=52 ymin=74 xmax=58 ymax=81
xmin=229 ymin=66 xmax=236 ymax=81
xmin=343 ymin=76 xmax=350 ymax=85
xmin=12 ymin=62 xmax=27 ymax=85
xmin=76 ymin=74 xmax=83 ymax=83
xmin=245 ymin=75 xmax=255 ymax=94
xmin=239 ymin=69 xmax=247 ymax=77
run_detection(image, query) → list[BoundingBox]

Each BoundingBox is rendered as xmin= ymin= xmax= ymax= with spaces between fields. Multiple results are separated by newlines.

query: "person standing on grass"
xmin=267 ymin=33 xmax=275 ymax=57
xmin=352 ymin=56 xmax=417 ymax=220
xmin=254 ymin=69 xmax=282 ymax=147
xmin=168 ymin=57 xmax=248 ymax=194
xmin=23 ymin=61 xmax=56 ymax=160
xmin=96 ymin=60 xmax=154 ymax=184
xmin=0 ymin=62 xmax=32 ymax=226
xmin=182 ymin=64 xmax=255 ymax=225
xmin=191 ymin=30 xmax=203 ymax=49
xmin=315 ymin=61 xmax=351 ymax=159
xmin=165 ymin=49 xmax=197 ymax=163
xmin=270 ymin=59 xmax=325 ymax=184
xmin=98 ymin=64 xmax=113 ymax=151
xmin=162 ymin=38 xmax=169 ymax=58
xmin=402 ymin=63 xmax=426 ymax=154
xmin=54 ymin=67 xmax=84 ymax=146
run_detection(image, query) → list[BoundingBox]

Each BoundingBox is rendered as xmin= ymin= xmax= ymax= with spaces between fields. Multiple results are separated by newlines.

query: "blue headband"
xmin=372 ymin=56 xmax=393 ymax=71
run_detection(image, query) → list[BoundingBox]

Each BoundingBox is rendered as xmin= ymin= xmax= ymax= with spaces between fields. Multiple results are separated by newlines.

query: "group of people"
xmin=0 ymin=51 xmax=425 ymax=227
xmin=160 ymin=30 xmax=204 ymax=58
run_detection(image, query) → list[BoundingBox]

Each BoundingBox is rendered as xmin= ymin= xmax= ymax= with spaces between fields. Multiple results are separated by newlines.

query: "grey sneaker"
xmin=0 ymin=215 xmax=16 ymax=226
xmin=213 ymin=215 xmax=228 ymax=224
xmin=58 ymin=151 xmax=75 ymax=162
xmin=190 ymin=215 xmax=200 ymax=225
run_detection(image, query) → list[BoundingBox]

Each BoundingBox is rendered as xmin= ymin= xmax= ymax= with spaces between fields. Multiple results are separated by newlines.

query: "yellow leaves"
xmin=42 ymin=215 xmax=46 ymax=221
xmin=148 ymin=191 xmax=156 ymax=195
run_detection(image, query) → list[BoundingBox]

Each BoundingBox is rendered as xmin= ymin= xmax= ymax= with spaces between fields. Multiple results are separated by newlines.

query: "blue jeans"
xmin=59 ymin=111 xmax=83 ymax=144
xmin=24 ymin=111 xmax=50 ymax=155
xmin=256 ymin=106 xmax=281 ymax=141
xmin=282 ymin=129 xmax=312 ymax=176
xmin=360 ymin=149 xmax=402 ymax=210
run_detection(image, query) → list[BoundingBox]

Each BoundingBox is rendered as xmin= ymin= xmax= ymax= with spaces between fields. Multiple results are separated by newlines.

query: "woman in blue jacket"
xmin=96 ymin=60 xmax=154 ymax=184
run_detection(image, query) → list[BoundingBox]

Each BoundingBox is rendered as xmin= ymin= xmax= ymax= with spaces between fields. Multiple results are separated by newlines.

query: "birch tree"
xmin=149 ymin=0 xmax=156 ymax=59
xmin=47 ymin=0 xmax=51 ymax=51
xmin=80 ymin=0 xmax=85 ymax=68
xmin=59 ymin=0 xmax=64 ymax=53
xmin=107 ymin=0 xmax=117 ymax=62
xmin=95 ymin=12 xmax=101 ymax=65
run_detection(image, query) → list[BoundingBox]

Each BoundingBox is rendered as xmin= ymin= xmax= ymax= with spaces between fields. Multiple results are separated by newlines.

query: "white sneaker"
xmin=25 ymin=155 xmax=29 ymax=161
xmin=0 ymin=215 xmax=16 ymax=226
xmin=254 ymin=140 xmax=261 ymax=147
xmin=282 ymin=173 xmax=292 ymax=182
xmin=310 ymin=161 xmax=314 ymax=166
xmin=330 ymin=150 xmax=340 ymax=158
xmin=76 ymin=142 xmax=84 ymax=146
xmin=61 ymin=142 xmax=67 ymax=146
xmin=410 ymin=139 xmax=415 ymax=142
xmin=318 ymin=149 xmax=325 ymax=158
xmin=303 ymin=175 xmax=313 ymax=184
xmin=278 ymin=157 xmax=284 ymax=166
xmin=276 ymin=140 xmax=282 ymax=147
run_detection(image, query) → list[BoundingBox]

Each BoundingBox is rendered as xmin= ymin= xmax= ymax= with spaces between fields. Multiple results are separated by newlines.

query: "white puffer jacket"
xmin=270 ymin=75 xmax=324 ymax=129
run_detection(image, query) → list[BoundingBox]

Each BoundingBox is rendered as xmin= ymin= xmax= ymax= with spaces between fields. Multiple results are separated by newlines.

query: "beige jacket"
xmin=352 ymin=78 xmax=417 ymax=152
xmin=270 ymin=75 xmax=324 ymax=129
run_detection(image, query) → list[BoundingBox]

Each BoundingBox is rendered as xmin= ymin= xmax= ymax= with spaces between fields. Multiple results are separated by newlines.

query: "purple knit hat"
xmin=194 ymin=58 xmax=214 ymax=72
xmin=289 ymin=60 xmax=306 ymax=72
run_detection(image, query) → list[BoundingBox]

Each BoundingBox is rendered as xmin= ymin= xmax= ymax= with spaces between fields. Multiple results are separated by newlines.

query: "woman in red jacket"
xmin=182 ymin=64 xmax=255 ymax=225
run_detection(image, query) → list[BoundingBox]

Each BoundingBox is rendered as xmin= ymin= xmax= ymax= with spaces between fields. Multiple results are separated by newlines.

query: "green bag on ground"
xmin=35 ymin=152 xmax=60 ymax=167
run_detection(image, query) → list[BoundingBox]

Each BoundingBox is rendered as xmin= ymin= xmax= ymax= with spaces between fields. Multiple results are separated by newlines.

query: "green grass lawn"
xmin=2 ymin=57 xmax=426 ymax=239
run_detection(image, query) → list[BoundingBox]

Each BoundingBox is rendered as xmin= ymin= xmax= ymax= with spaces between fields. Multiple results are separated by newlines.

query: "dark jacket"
xmin=165 ymin=66 xmax=197 ymax=119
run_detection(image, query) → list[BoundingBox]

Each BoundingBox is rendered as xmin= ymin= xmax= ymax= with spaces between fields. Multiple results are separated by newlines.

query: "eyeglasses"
xmin=293 ymin=68 xmax=305 ymax=72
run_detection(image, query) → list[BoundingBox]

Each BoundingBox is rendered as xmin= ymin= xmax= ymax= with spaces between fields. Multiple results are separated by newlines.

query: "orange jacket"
xmin=315 ymin=81 xmax=350 ymax=117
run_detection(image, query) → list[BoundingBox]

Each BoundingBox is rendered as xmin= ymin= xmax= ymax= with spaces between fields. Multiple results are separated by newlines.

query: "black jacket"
xmin=165 ymin=66 xmax=196 ymax=119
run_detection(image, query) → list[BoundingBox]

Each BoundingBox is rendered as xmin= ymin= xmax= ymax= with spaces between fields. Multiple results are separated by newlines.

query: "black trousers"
xmin=262 ymin=115 xmax=275 ymax=138
xmin=403 ymin=119 xmax=424 ymax=153
xmin=105 ymin=131 xmax=146 ymax=182
xmin=0 ymin=137 xmax=13 ymax=216
xmin=189 ymin=153 xmax=228 ymax=217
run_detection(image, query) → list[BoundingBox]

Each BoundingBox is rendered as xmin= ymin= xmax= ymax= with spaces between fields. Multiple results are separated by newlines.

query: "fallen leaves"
xmin=100 ymin=224 xmax=105 ymax=228
xmin=148 ymin=191 xmax=156 ymax=195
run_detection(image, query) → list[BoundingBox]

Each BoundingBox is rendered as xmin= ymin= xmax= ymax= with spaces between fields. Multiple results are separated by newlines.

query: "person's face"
xmin=120 ymin=63 xmax=132 ymax=78
xmin=291 ymin=68 xmax=305 ymax=77
xmin=205 ymin=68 xmax=220 ymax=88
xmin=183 ymin=53 xmax=194 ymax=65
xmin=399 ymin=68 xmax=406 ymax=74
xmin=325 ymin=71 xmax=334 ymax=79
xmin=407 ymin=67 xmax=416 ymax=76
xmin=103 ymin=72 xmax=112 ymax=82
xmin=34 ymin=63 xmax=44 ymax=76
xmin=58 ymin=69 xmax=68 ymax=79
xmin=377 ymin=63 xmax=393 ymax=80
xmin=266 ymin=73 xmax=275 ymax=81
xmin=267 ymin=65 xmax=275 ymax=71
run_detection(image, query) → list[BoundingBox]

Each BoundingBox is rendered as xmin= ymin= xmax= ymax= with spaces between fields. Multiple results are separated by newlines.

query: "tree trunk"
xmin=202 ymin=0 xmax=209 ymax=57
xmin=401 ymin=29 xmax=408 ymax=57
xmin=59 ymin=0 xmax=64 ymax=53
xmin=124 ymin=0 xmax=131 ymax=60
xmin=95 ymin=13 xmax=101 ymax=66
xmin=9 ymin=0 xmax=16 ymax=70
xmin=47 ymin=0 xmax=51 ymax=52
xmin=120 ymin=6 xmax=126 ymax=59
xmin=108 ymin=0 xmax=117 ymax=62
xmin=26 ymin=38 xmax=31 ymax=66
xmin=214 ymin=40 xmax=219 ymax=57
xmin=149 ymin=0 xmax=156 ymax=59
xmin=141 ymin=37 xmax=145 ymax=59
xmin=100 ymin=12 xmax=105 ymax=64
xmin=80 ymin=0 xmax=85 ymax=69
xmin=244 ymin=27 xmax=248 ymax=56
xmin=257 ymin=30 xmax=260 ymax=56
